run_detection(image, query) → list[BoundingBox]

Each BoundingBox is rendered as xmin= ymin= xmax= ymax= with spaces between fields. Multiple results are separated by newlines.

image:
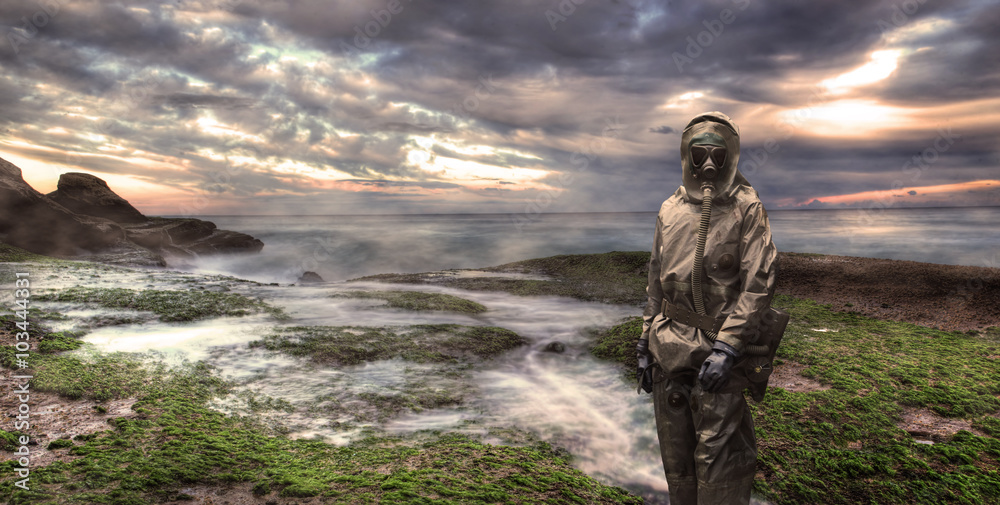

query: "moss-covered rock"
xmin=0 ymin=242 xmax=69 ymax=263
xmin=249 ymin=324 xmax=527 ymax=365
xmin=35 ymin=286 xmax=288 ymax=322
xmin=37 ymin=330 xmax=87 ymax=353
xmin=333 ymin=290 xmax=488 ymax=314
xmin=353 ymin=251 xmax=650 ymax=305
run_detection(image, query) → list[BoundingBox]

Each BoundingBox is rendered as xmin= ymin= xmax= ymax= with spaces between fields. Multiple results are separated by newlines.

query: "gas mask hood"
xmin=680 ymin=111 xmax=750 ymax=203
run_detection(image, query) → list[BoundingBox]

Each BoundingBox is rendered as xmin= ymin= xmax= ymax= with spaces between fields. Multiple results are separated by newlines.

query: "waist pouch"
xmin=727 ymin=306 xmax=790 ymax=402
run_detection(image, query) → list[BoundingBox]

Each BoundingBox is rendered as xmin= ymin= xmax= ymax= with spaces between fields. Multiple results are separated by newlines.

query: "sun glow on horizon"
xmin=782 ymin=180 xmax=1000 ymax=208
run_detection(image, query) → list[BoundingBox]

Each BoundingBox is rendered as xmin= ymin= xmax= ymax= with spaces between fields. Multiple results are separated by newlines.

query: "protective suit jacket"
xmin=641 ymin=114 xmax=778 ymax=382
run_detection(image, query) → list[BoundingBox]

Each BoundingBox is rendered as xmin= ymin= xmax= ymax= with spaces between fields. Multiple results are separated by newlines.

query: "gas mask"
xmin=689 ymin=132 xmax=728 ymax=186
xmin=680 ymin=112 xmax=745 ymax=202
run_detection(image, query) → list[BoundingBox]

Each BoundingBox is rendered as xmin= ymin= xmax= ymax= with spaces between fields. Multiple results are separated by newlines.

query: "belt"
xmin=661 ymin=299 xmax=726 ymax=334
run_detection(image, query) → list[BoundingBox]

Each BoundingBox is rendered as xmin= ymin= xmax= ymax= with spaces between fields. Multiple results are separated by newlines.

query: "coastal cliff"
xmin=0 ymin=157 xmax=263 ymax=267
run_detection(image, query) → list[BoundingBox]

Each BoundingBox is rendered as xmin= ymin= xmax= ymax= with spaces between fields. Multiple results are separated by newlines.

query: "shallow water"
xmin=19 ymin=258 xmax=786 ymax=502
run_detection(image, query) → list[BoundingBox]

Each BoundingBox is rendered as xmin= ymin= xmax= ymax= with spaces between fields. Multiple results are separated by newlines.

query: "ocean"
xmin=180 ymin=206 xmax=1000 ymax=284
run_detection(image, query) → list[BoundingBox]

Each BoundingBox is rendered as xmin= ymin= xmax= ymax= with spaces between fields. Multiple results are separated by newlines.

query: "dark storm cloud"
xmin=871 ymin=0 xmax=1000 ymax=104
xmin=731 ymin=129 xmax=993 ymax=204
xmin=378 ymin=122 xmax=452 ymax=134
xmin=157 ymin=93 xmax=258 ymax=109
xmin=350 ymin=179 xmax=461 ymax=190
xmin=649 ymin=126 xmax=676 ymax=134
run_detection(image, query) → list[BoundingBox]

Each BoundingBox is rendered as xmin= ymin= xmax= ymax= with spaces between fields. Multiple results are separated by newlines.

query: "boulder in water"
xmin=542 ymin=341 xmax=567 ymax=353
xmin=298 ymin=271 xmax=324 ymax=283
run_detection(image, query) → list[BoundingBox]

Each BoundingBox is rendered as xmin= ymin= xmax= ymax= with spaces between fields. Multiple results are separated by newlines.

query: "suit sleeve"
xmin=715 ymin=201 xmax=778 ymax=351
xmin=641 ymin=214 xmax=665 ymax=340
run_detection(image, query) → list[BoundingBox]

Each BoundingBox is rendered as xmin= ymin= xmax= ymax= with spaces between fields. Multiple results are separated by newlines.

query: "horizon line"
xmin=157 ymin=204 xmax=1000 ymax=218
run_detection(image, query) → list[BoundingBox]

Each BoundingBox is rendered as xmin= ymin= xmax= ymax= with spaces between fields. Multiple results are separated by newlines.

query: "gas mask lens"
xmin=691 ymin=145 xmax=727 ymax=167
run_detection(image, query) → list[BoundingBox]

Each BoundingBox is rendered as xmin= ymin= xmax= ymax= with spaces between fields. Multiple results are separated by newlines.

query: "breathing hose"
xmin=691 ymin=183 xmax=769 ymax=356
xmin=691 ymin=184 xmax=716 ymax=340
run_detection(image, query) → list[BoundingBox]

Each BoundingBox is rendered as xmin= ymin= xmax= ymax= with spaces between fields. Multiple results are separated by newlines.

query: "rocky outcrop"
xmin=0 ymin=158 xmax=264 ymax=267
xmin=0 ymin=158 xmax=126 ymax=257
xmin=123 ymin=217 xmax=263 ymax=258
xmin=298 ymin=271 xmax=324 ymax=283
xmin=46 ymin=172 xmax=148 ymax=224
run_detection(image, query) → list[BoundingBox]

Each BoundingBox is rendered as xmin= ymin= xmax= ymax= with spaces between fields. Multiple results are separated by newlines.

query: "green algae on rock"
xmin=249 ymin=324 xmax=527 ymax=365
xmin=243 ymin=324 xmax=529 ymax=425
xmin=333 ymin=290 xmax=488 ymax=314
xmin=352 ymin=251 xmax=650 ymax=305
xmin=35 ymin=286 xmax=288 ymax=322
xmin=0 ymin=242 xmax=66 ymax=263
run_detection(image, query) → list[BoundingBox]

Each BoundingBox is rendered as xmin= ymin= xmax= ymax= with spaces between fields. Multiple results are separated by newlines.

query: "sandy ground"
xmin=0 ymin=364 xmax=139 ymax=467
xmin=776 ymin=252 xmax=1000 ymax=332
xmin=767 ymin=360 xmax=830 ymax=393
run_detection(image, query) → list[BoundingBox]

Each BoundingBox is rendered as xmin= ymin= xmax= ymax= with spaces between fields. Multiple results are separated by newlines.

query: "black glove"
xmin=636 ymin=338 xmax=653 ymax=394
xmin=698 ymin=340 xmax=740 ymax=393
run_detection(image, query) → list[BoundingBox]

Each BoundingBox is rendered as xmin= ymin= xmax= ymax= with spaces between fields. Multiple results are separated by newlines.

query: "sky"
xmin=0 ymin=0 xmax=998 ymax=216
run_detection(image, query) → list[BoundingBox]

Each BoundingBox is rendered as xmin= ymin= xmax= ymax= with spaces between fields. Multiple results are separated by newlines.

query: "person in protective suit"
xmin=636 ymin=111 xmax=778 ymax=504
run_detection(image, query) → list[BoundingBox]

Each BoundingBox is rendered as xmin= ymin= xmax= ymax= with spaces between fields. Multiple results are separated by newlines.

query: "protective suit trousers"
xmin=652 ymin=373 xmax=756 ymax=505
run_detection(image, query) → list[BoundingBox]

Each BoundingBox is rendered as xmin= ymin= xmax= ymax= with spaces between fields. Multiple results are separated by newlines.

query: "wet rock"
xmin=123 ymin=217 xmax=264 ymax=258
xmin=46 ymin=172 xmax=148 ymax=224
xmin=75 ymin=239 xmax=167 ymax=268
xmin=0 ymin=156 xmax=264 ymax=266
xmin=298 ymin=271 xmax=324 ymax=283
xmin=542 ymin=341 xmax=566 ymax=353
xmin=0 ymin=158 xmax=125 ymax=257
